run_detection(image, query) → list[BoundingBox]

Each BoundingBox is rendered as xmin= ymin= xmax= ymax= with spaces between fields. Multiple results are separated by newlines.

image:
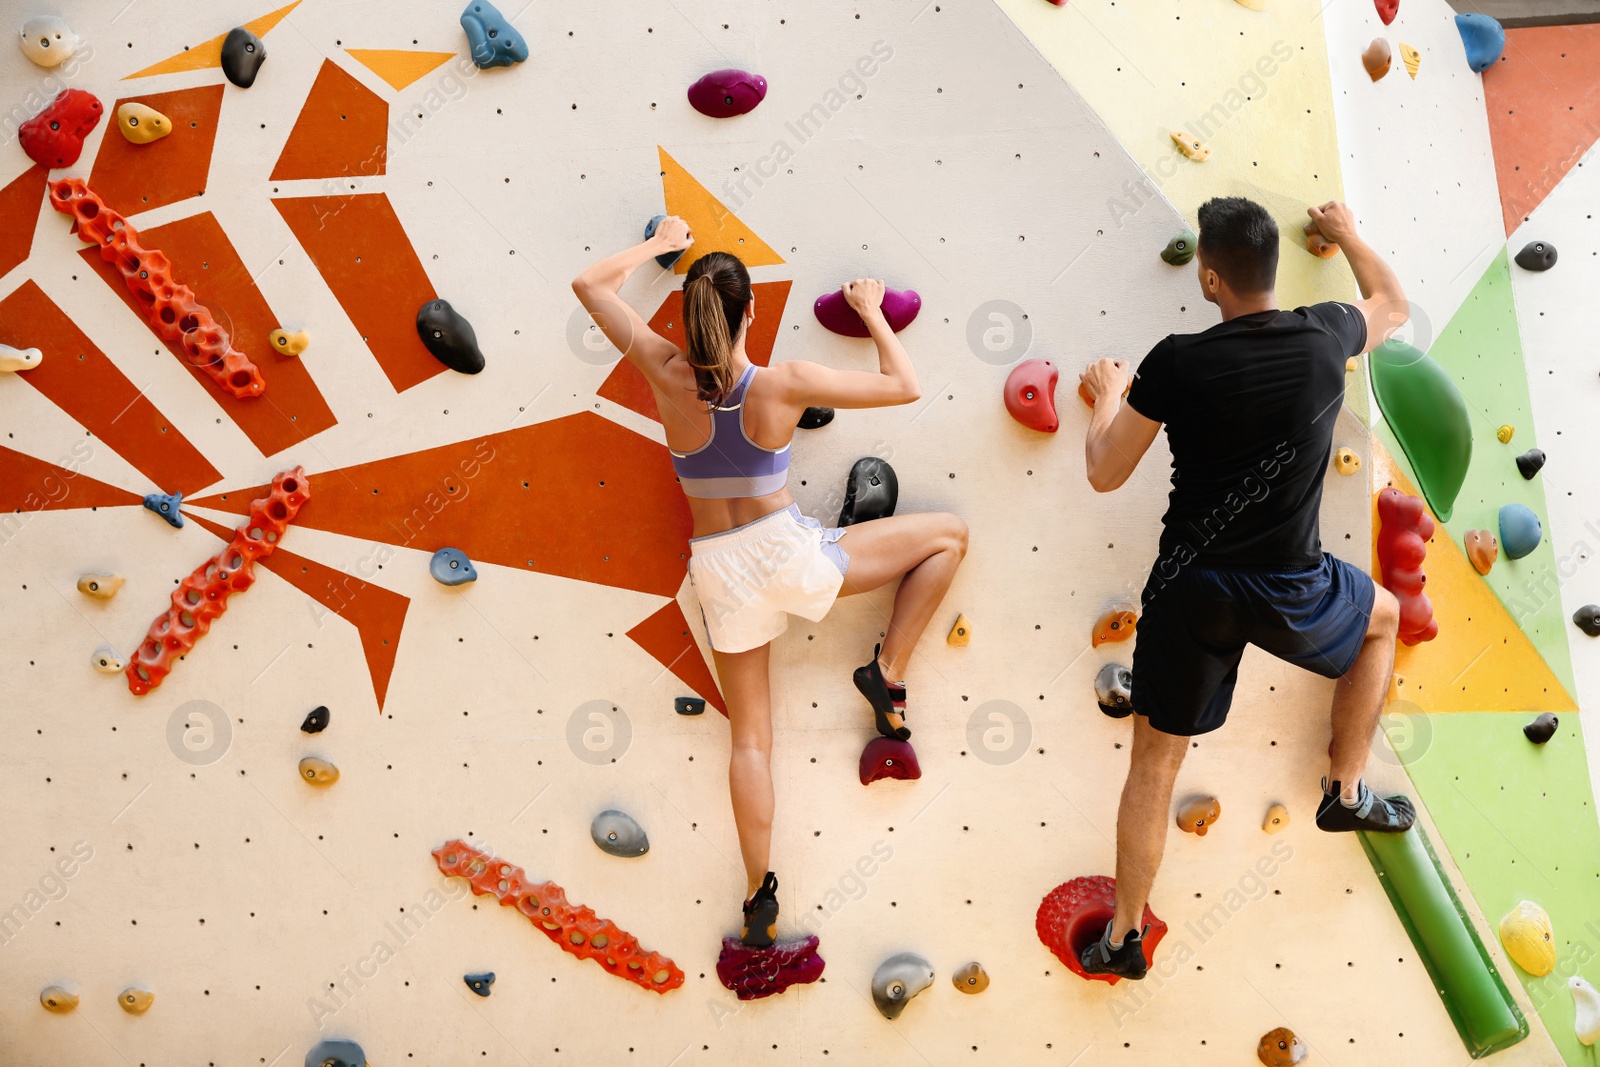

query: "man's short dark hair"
xmin=1197 ymin=197 xmax=1279 ymax=294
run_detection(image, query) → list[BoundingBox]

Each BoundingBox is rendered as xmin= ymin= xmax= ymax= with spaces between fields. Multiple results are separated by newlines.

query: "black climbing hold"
xmin=1513 ymin=241 xmax=1557 ymax=272
xmin=675 ymin=696 xmax=706 ymax=716
xmin=1094 ymin=663 xmax=1133 ymax=718
xmin=798 ymin=406 xmax=834 ymax=430
xmin=837 ymin=457 xmax=898 ymax=528
xmin=305 ymin=1039 xmax=366 ymax=1067
xmin=464 ymin=971 xmax=495 ymax=996
xmin=1523 ymin=712 xmax=1558 ymax=745
xmin=1574 ymin=605 xmax=1600 ymax=637
xmin=1515 ymin=448 xmax=1545 ymax=480
xmin=416 ymin=299 xmax=485 ymax=374
xmin=221 ymin=27 xmax=267 ymax=88
xmin=644 ymin=214 xmax=684 ymax=270
xmin=300 ymin=705 xmax=330 ymax=734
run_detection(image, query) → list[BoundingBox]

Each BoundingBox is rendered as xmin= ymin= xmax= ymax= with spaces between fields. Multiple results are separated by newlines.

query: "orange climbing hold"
xmin=46 ymin=178 xmax=265 ymax=399
xmin=1036 ymin=875 xmax=1168 ymax=986
xmin=1304 ymin=219 xmax=1339 ymax=259
xmin=126 ymin=468 xmax=308 ymax=695
xmin=432 ymin=839 xmax=684 ymax=994
xmin=1091 ymin=608 xmax=1137 ymax=647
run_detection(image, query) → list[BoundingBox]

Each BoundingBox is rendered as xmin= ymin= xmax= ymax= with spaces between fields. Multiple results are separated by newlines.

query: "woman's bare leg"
xmin=713 ymin=643 xmax=774 ymax=895
xmin=837 ymin=512 xmax=968 ymax=678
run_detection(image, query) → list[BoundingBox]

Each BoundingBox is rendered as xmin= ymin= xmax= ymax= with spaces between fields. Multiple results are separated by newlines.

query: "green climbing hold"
xmin=1161 ymin=231 xmax=1197 ymax=266
xmin=1370 ymin=340 xmax=1472 ymax=522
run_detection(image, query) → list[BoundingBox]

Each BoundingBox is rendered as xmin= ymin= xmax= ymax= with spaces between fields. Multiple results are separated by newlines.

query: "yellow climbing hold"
xmin=1262 ymin=804 xmax=1289 ymax=833
xmin=116 ymin=102 xmax=171 ymax=144
xmin=40 ymin=985 xmax=78 ymax=1013
xmin=118 ymin=987 xmax=154 ymax=1014
xmin=1400 ymin=42 xmax=1421 ymax=79
xmin=299 ymin=757 xmax=340 ymax=787
xmin=78 ymin=573 xmax=124 ymax=599
xmin=1346 ymin=357 xmax=1358 ymax=373
xmin=1233 ymin=0 xmax=1266 ymax=9
xmin=269 ymin=328 xmax=310 ymax=356
xmin=1498 ymin=900 xmax=1555 ymax=976
xmin=1497 ymin=424 xmax=1514 ymax=444
xmin=1334 ymin=448 xmax=1361 ymax=476
xmin=1170 ymin=130 xmax=1211 ymax=162
xmin=947 ymin=613 xmax=973 ymax=646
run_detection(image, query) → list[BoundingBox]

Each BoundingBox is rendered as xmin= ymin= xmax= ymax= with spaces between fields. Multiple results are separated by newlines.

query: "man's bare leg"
xmin=1328 ymin=582 xmax=1400 ymax=795
xmin=1110 ymin=716 xmax=1190 ymax=939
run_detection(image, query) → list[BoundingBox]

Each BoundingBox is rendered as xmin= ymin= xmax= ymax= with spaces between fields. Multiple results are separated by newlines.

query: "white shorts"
xmin=688 ymin=504 xmax=850 ymax=654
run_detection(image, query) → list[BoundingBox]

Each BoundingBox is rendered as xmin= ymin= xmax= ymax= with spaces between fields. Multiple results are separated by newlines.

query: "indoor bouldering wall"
xmin=0 ymin=1 xmax=1594 ymax=1064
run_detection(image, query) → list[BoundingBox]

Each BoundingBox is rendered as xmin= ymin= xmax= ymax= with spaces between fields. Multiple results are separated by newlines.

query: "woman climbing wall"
xmin=571 ymin=216 xmax=967 ymax=951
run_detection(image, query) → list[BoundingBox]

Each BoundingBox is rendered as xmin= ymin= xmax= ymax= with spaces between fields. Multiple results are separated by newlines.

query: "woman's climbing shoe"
xmin=853 ymin=644 xmax=910 ymax=741
xmin=741 ymin=872 xmax=780 ymax=948
xmin=1079 ymin=921 xmax=1149 ymax=980
xmin=1315 ymin=778 xmax=1415 ymax=833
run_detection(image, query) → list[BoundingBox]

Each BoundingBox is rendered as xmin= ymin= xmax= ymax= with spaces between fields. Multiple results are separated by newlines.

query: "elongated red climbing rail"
xmin=46 ymin=177 xmax=265 ymax=399
xmin=432 ymin=839 xmax=684 ymax=994
xmin=126 ymin=468 xmax=308 ymax=695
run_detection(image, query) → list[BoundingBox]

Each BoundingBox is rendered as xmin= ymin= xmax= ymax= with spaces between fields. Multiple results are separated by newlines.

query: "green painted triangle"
xmin=1392 ymin=710 xmax=1600 ymax=1067
xmin=1417 ymin=249 xmax=1574 ymax=697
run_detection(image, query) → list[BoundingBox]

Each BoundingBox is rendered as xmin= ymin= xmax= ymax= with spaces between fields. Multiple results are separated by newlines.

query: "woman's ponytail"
xmin=681 ymin=251 xmax=752 ymax=404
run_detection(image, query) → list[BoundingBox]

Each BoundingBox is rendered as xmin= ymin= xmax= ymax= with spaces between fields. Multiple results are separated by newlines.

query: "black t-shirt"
xmin=1126 ymin=302 xmax=1366 ymax=572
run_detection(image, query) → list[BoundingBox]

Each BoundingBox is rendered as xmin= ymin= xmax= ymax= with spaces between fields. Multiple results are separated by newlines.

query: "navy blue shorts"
xmin=1130 ymin=553 xmax=1376 ymax=737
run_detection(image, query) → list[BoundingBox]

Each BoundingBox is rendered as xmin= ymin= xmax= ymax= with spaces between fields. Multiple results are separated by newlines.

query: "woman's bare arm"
xmin=570 ymin=217 xmax=692 ymax=376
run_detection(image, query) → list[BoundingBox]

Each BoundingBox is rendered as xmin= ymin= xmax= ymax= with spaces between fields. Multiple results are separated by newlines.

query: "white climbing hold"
xmin=1571 ymin=976 xmax=1600 ymax=1045
xmin=91 ymin=646 xmax=124 ymax=674
xmin=0 ymin=344 xmax=42 ymax=372
xmin=18 ymin=16 xmax=79 ymax=69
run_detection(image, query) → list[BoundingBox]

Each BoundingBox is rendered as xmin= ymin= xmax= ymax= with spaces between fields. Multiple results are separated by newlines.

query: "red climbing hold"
xmin=19 ymin=89 xmax=103 ymax=168
xmin=433 ymin=839 xmax=685 ymax=994
xmin=1376 ymin=487 xmax=1437 ymax=646
xmin=716 ymin=936 xmax=826 ymax=1000
xmin=126 ymin=468 xmax=309 ymax=695
xmin=1375 ymin=0 xmax=1399 ymax=24
xmin=1004 ymin=358 xmax=1059 ymax=433
xmin=859 ymin=737 xmax=922 ymax=785
xmin=1036 ymin=875 xmax=1168 ymax=986
xmin=46 ymin=179 xmax=266 ymax=399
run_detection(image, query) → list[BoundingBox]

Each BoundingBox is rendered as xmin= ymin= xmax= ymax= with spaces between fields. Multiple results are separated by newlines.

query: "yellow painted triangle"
xmin=125 ymin=1 xmax=302 ymax=79
xmin=1372 ymin=440 xmax=1575 ymax=714
xmin=345 ymin=49 xmax=455 ymax=92
xmin=658 ymin=146 xmax=785 ymax=275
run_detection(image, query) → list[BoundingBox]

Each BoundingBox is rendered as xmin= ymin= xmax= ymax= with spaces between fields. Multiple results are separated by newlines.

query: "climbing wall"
xmin=0 ymin=1 xmax=1590 ymax=1064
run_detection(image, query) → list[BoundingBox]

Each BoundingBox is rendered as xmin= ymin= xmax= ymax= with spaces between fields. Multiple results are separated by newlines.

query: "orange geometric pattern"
xmin=658 ymin=147 xmax=785 ymax=274
xmin=625 ymin=599 xmax=726 ymax=715
xmin=345 ymin=49 xmax=455 ymax=92
xmin=124 ymin=1 xmax=302 ymax=79
xmin=0 ymin=164 xmax=46 ymax=279
xmin=88 ymin=85 xmax=225 ymax=218
xmin=0 ymin=446 xmax=141 ymax=513
xmin=271 ymin=60 xmax=388 ymax=182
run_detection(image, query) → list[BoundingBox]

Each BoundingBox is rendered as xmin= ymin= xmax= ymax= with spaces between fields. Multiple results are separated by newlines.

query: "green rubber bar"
xmin=1359 ymin=826 xmax=1527 ymax=1059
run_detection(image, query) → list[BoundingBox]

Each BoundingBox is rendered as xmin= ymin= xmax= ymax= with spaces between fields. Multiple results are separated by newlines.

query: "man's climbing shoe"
xmin=853 ymin=644 xmax=910 ymax=741
xmin=1078 ymin=921 xmax=1149 ymax=981
xmin=1315 ymin=777 xmax=1415 ymax=833
xmin=741 ymin=872 xmax=780 ymax=948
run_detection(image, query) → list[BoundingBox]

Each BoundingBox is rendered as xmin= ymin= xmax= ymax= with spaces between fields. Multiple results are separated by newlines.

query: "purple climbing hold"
xmin=143 ymin=490 xmax=184 ymax=529
xmin=814 ymin=287 xmax=921 ymax=338
xmin=687 ymin=69 xmax=768 ymax=118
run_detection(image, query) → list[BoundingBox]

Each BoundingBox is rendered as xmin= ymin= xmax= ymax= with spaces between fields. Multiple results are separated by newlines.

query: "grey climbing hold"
xmin=143 ymin=490 xmax=183 ymax=528
xmin=430 ymin=547 xmax=478 ymax=586
xmin=221 ymin=27 xmax=267 ymax=88
xmin=675 ymin=696 xmax=706 ymax=716
xmin=837 ymin=457 xmax=898 ymax=528
xmin=1574 ymin=605 xmax=1600 ymax=637
xmin=872 ymin=951 xmax=934 ymax=1020
xmin=301 ymin=705 xmax=330 ymax=733
xmin=591 ymin=809 xmax=650 ymax=857
xmin=1524 ymin=712 xmax=1558 ymax=745
xmin=798 ymin=406 xmax=834 ymax=430
xmin=464 ymin=971 xmax=495 ymax=996
xmin=644 ymin=215 xmax=684 ymax=270
xmin=1516 ymin=448 xmax=1545 ymax=479
xmin=1095 ymin=662 xmax=1133 ymax=718
xmin=1161 ymin=231 xmax=1197 ymax=266
xmin=305 ymin=1039 xmax=367 ymax=1067
xmin=1514 ymin=241 xmax=1557 ymax=272
xmin=460 ymin=1 xmax=528 ymax=69
xmin=417 ymin=300 xmax=484 ymax=374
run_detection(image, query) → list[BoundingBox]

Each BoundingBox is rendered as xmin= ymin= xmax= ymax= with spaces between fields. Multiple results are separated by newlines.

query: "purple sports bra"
xmin=670 ymin=365 xmax=791 ymax=499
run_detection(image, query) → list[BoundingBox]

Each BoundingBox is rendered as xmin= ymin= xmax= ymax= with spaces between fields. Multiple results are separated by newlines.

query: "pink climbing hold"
xmin=1036 ymin=875 xmax=1168 ymax=986
xmin=813 ymin=287 xmax=921 ymax=338
xmin=1375 ymin=0 xmax=1398 ymax=24
xmin=716 ymin=936 xmax=825 ymax=1000
xmin=19 ymin=88 xmax=103 ymax=168
xmin=860 ymin=737 xmax=922 ymax=785
xmin=1004 ymin=358 xmax=1060 ymax=433
xmin=687 ymin=69 xmax=768 ymax=118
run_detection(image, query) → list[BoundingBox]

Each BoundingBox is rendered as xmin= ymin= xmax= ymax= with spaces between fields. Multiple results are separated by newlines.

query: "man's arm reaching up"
xmin=1308 ymin=201 xmax=1408 ymax=354
xmin=1082 ymin=357 xmax=1161 ymax=493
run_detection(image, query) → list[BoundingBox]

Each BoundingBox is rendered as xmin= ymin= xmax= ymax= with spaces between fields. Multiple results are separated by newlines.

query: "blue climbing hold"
xmin=645 ymin=215 xmax=684 ymax=270
xmin=1455 ymin=13 xmax=1505 ymax=73
xmin=460 ymin=1 xmax=528 ymax=69
xmin=1499 ymin=503 xmax=1542 ymax=560
xmin=305 ymin=1039 xmax=366 ymax=1067
xmin=675 ymin=696 xmax=706 ymax=716
xmin=142 ymin=490 xmax=184 ymax=528
xmin=464 ymin=972 xmax=495 ymax=997
xmin=430 ymin=547 xmax=477 ymax=586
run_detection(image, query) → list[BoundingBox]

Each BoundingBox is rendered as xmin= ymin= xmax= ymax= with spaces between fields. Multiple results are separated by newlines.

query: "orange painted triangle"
xmin=125 ymin=1 xmax=302 ymax=79
xmin=597 ymin=280 xmax=792 ymax=422
xmin=1372 ymin=440 xmax=1575 ymax=714
xmin=1484 ymin=24 xmax=1600 ymax=234
xmin=626 ymin=599 xmax=726 ymax=716
xmin=345 ymin=49 xmax=455 ymax=92
xmin=0 ymin=446 xmax=142 ymax=511
xmin=658 ymin=146 xmax=784 ymax=275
